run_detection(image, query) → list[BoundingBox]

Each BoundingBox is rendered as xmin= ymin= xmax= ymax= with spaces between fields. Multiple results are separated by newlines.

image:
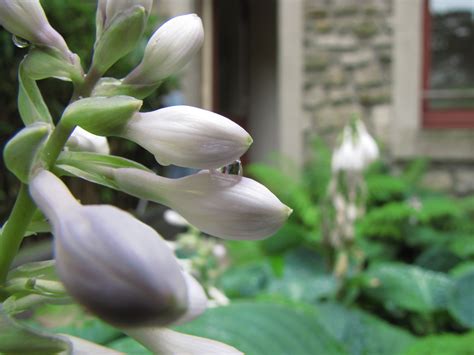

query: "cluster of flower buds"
xmin=331 ymin=119 xmax=379 ymax=173
xmin=1 ymin=1 xmax=288 ymax=352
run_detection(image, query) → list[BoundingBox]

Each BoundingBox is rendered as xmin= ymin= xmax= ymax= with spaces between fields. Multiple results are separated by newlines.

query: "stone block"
xmin=373 ymin=33 xmax=392 ymax=49
xmin=353 ymin=21 xmax=378 ymax=39
xmin=359 ymin=86 xmax=391 ymax=106
xmin=323 ymin=65 xmax=347 ymax=86
xmin=329 ymin=86 xmax=353 ymax=105
xmin=341 ymin=50 xmax=373 ymax=68
xmin=303 ymin=85 xmax=326 ymax=109
xmin=354 ymin=65 xmax=384 ymax=87
xmin=305 ymin=50 xmax=331 ymax=70
xmin=454 ymin=169 xmax=474 ymax=195
xmin=422 ymin=170 xmax=454 ymax=192
xmin=316 ymin=34 xmax=358 ymax=51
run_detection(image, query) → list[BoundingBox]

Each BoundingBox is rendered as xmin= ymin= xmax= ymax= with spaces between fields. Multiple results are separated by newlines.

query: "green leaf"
xmin=218 ymin=261 xmax=273 ymax=298
xmin=448 ymin=271 xmax=474 ymax=328
xmin=315 ymin=303 xmax=415 ymax=355
xmin=449 ymin=261 xmax=474 ymax=279
xmin=260 ymin=222 xmax=308 ymax=255
xmin=268 ymin=248 xmax=337 ymax=303
xmin=402 ymin=331 xmax=474 ymax=355
xmin=0 ymin=305 xmax=70 ymax=353
xmin=175 ymin=302 xmax=346 ymax=355
xmin=55 ymin=151 xmax=150 ymax=189
xmin=415 ymin=245 xmax=461 ymax=273
xmin=17 ymin=62 xmax=53 ymax=125
xmin=365 ymin=263 xmax=454 ymax=313
xmin=53 ymin=318 xmax=122 ymax=345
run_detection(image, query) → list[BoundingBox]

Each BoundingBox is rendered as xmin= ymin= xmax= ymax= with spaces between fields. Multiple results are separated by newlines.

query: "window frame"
xmin=422 ymin=0 xmax=474 ymax=128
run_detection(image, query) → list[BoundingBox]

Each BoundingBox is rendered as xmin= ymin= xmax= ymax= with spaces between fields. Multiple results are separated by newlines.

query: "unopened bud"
xmin=119 ymin=105 xmax=252 ymax=169
xmin=96 ymin=0 xmax=153 ymax=41
xmin=113 ymin=168 xmax=292 ymax=240
xmin=29 ymin=170 xmax=190 ymax=327
xmin=66 ymin=126 xmax=110 ymax=155
xmin=92 ymin=5 xmax=148 ymax=75
xmin=124 ymin=14 xmax=204 ymax=85
xmin=0 ymin=0 xmax=70 ymax=57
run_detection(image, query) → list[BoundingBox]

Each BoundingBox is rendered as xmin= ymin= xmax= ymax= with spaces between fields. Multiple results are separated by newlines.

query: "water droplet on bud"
xmin=12 ymin=35 xmax=30 ymax=48
xmin=219 ymin=160 xmax=243 ymax=176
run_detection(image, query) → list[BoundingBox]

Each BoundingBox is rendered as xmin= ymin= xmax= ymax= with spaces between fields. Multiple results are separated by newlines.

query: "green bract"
xmin=3 ymin=123 xmax=51 ymax=183
xmin=61 ymin=96 xmax=142 ymax=135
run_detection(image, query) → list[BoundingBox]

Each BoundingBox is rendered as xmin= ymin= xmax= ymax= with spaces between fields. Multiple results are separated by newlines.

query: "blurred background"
xmin=1 ymin=0 xmax=474 ymax=354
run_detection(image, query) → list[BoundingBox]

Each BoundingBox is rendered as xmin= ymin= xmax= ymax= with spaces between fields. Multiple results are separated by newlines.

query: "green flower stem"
xmin=0 ymin=185 xmax=36 ymax=285
xmin=41 ymin=121 xmax=75 ymax=169
xmin=72 ymin=66 xmax=102 ymax=101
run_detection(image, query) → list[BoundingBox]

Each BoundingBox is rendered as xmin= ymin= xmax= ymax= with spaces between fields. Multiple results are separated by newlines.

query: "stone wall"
xmin=302 ymin=0 xmax=474 ymax=195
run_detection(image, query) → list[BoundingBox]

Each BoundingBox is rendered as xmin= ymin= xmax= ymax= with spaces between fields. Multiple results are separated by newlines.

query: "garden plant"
xmin=0 ymin=1 xmax=291 ymax=353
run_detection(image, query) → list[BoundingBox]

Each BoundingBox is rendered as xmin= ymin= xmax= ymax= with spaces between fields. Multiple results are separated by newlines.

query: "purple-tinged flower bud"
xmin=29 ymin=170 xmax=189 ymax=327
xmin=96 ymin=0 xmax=153 ymax=41
xmin=113 ymin=168 xmax=292 ymax=240
xmin=0 ymin=0 xmax=70 ymax=57
xmin=119 ymin=105 xmax=252 ymax=169
xmin=124 ymin=14 xmax=204 ymax=85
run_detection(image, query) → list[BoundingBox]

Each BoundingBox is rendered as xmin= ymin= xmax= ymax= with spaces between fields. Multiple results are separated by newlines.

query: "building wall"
xmin=303 ymin=0 xmax=474 ymax=194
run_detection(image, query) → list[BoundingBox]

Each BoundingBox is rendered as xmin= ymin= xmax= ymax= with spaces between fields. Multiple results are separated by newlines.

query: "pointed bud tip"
xmin=246 ymin=135 xmax=254 ymax=147
xmin=285 ymin=206 xmax=293 ymax=217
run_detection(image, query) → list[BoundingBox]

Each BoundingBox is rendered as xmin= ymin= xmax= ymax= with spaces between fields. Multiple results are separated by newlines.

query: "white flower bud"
xmin=119 ymin=105 xmax=252 ymax=169
xmin=29 ymin=170 xmax=190 ymax=327
xmin=332 ymin=128 xmax=365 ymax=172
xmin=164 ymin=209 xmax=188 ymax=227
xmin=356 ymin=121 xmax=379 ymax=166
xmin=124 ymin=14 xmax=204 ymax=85
xmin=0 ymin=0 xmax=70 ymax=56
xmin=66 ymin=126 xmax=110 ymax=155
xmin=113 ymin=168 xmax=293 ymax=240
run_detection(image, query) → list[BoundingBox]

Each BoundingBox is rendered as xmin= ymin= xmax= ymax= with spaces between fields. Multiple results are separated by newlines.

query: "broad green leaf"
xmin=365 ymin=263 xmax=454 ymax=313
xmin=402 ymin=331 xmax=474 ymax=355
xmin=268 ymin=248 xmax=337 ymax=303
xmin=315 ymin=303 xmax=415 ymax=355
xmin=218 ymin=261 xmax=273 ymax=298
xmin=0 ymin=305 xmax=70 ymax=353
xmin=415 ymin=245 xmax=461 ymax=273
xmin=449 ymin=261 xmax=474 ymax=278
xmin=55 ymin=151 xmax=150 ymax=189
xmin=448 ymin=271 xmax=474 ymax=328
xmin=17 ymin=62 xmax=53 ymax=125
xmin=260 ymin=222 xmax=308 ymax=255
xmin=175 ymin=302 xmax=346 ymax=355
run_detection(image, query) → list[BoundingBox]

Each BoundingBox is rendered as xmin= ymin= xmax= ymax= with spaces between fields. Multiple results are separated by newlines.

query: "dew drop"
xmin=219 ymin=160 xmax=243 ymax=176
xmin=12 ymin=35 xmax=30 ymax=48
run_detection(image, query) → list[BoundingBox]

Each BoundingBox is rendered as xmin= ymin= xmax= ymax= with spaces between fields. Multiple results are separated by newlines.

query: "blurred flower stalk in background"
xmin=324 ymin=116 xmax=379 ymax=278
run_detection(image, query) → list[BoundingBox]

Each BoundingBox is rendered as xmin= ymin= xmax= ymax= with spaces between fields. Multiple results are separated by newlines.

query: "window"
xmin=422 ymin=0 xmax=474 ymax=127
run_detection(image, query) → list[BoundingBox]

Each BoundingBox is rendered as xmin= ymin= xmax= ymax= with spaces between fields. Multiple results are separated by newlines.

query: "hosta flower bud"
xmin=29 ymin=170 xmax=189 ymax=327
xmin=356 ymin=121 xmax=379 ymax=165
xmin=331 ymin=127 xmax=364 ymax=172
xmin=0 ymin=0 xmax=70 ymax=57
xmin=124 ymin=14 xmax=204 ymax=85
xmin=113 ymin=168 xmax=292 ymax=240
xmin=96 ymin=0 xmax=153 ymax=41
xmin=119 ymin=105 xmax=252 ymax=169
xmin=92 ymin=5 xmax=148 ymax=75
xmin=66 ymin=126 xmax=110 ymax=155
